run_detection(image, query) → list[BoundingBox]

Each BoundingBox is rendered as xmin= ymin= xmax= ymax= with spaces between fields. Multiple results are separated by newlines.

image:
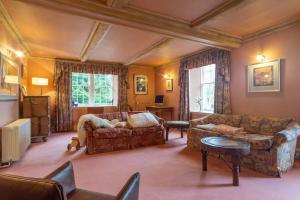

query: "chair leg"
xmin=166 ymin=127 xmax=169 ymax=141
xmin=181 ymin=128 xmax=183 ymax=138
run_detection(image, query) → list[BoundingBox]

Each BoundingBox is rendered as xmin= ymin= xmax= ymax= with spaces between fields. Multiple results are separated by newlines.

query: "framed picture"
xmin=0 ymin=52 xmax=19 ymax=101
xmin=166 ymin=79 xmax=173 ymax=91
xmin=247 ymin=59 xmax=280 ymax=92
xmin=134 ymin=75 xmax=148 ymax=95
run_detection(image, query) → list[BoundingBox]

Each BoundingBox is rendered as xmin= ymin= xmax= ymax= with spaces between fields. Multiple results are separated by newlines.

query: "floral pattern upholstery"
xmin=84 ymin=112 xmax=165 ymax=154
xmin=188 ymin=114 xmax=300 ymax=176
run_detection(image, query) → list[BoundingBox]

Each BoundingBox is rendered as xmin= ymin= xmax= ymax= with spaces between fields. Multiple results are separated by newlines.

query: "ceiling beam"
xmin=80 ymin=21 xmax=111 ymax=62
xmin=0 ymin=0 xmax=31 ymax=55
xmin=124 ymin=37 xmax=173 ymax=65
xmin=20 ymin=0 xmax=241 ymax=49
xmin=191 ymin=0 xmax=245 ymax=27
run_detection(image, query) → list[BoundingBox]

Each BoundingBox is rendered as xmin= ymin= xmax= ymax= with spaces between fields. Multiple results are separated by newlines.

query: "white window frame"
xmin=72 ymin=73 xmax=118 ymax=107
xmin=189 ymin=64 xmax=216 ymax=113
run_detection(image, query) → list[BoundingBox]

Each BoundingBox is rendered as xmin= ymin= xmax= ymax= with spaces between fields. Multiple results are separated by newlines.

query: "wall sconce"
xmin=163 ymin=73 xmax=172 ymax=79
xmin=15 ymin=51 xmax=24 ymax=58
xmin=32 ymin=77 xmax=48 ymax=96
xmin=5 ymin=75 xmax=19 ymax=95
xmin=256 ymin=54 xmax=266 ymax=62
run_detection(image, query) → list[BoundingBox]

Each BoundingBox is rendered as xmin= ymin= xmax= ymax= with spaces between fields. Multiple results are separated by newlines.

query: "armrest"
xmin=83 ymin=120 xmax=96 ymax=133
xmin=45 ymin=161 xmax=76 ymax=196
xmin=273 ymin=126 xmax=300 ymax=146
xmin=152 ymin=113 xmax=165 ymax=125
xmin=189 ymin=115 xmax=211 ymax=127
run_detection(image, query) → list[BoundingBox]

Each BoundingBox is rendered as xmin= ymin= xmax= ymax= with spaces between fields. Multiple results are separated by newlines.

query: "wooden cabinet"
xmin=22 ymin=96 xmax=50 ymax=142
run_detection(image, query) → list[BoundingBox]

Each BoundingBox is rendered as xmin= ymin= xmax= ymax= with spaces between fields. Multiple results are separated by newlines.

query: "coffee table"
xmin=200 ymin=137 xmax=250 ymax=186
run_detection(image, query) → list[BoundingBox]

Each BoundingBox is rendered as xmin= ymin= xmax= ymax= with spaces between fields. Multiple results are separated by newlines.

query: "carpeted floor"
xmin=1 ymin=131 xmax=300 ymax=200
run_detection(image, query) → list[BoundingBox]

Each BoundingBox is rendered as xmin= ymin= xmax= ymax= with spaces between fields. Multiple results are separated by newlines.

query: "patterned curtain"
xmin=179 ymin=48 xmax=231 ymax=120
xmin=54 ymin=59 xmax=128 ymax=132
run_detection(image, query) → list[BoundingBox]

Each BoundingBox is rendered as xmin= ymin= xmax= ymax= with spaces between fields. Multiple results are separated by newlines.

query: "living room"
xmin=0 ymin=0 xmax=300 ymax=200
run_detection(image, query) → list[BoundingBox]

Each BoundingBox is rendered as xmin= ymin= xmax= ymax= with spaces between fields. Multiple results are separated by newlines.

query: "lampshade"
xmin=32 ymin=77 xmax=48 ymax=86
xmin=4 ymin=75 xmax=19 ymax=84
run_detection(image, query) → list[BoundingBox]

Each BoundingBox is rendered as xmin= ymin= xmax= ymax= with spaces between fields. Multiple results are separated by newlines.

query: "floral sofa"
xmin=188 ymin=114 xmax=300 ymax=177
xmin=84 ymin=112 xmax=165 ymax=154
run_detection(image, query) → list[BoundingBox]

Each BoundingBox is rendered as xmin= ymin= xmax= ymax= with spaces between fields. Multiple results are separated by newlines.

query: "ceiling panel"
xmin=128 ymin=0 xmax=227 ymax=21
xmin=135 ymin=39 xmax=207 ymax=66
xmin=89 ymin=25 xmax=163 ymax=63
xmin=3 ymin=0 xmax=94 ymax=58
xmin=203 ymin=0 xmax=300 ymax=36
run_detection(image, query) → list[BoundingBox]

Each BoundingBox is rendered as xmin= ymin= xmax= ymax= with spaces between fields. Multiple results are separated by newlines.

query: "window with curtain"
xmin=189 ymin=64 xmax=216 ymax=113
xmin=71 ymin=72 xmax=118 ymax=106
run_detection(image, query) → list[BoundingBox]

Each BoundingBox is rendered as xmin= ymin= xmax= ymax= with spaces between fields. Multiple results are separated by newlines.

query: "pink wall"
xmin=155 ymin=63 xmax=180 ymax=120
xmin=231 ymin=25 xmax=300 ymax=122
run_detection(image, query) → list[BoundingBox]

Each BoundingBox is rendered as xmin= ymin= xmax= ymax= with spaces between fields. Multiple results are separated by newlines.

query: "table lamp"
xmin=32 ymin=77 xmax=48 ymax=96
xmin=4 ymin=75 xmax=19 ymax=95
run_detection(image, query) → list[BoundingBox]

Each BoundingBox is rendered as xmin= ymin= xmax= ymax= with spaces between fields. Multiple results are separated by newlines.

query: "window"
xmin=71 ymin=72 xmax=118 ymax=107
xmin=189 ymin=64 xmax=216 ymax=113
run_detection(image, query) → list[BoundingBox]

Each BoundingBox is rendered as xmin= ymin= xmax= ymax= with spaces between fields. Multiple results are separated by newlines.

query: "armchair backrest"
xmin=116 ymin=172 xmax=140 ymax=200
xmin=0 ymin=173 xmax=66 ymax=200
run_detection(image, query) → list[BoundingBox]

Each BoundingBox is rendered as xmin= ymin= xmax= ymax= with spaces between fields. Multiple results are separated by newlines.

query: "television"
xmin=155 ymin=95 xmax=164 ymax=106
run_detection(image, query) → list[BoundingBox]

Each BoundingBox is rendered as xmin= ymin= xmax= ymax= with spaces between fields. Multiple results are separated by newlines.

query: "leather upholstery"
xmin=0 ymin=174 xmax=66 ymax=200
xmin=45 ymin=161 xmax=76 ymax=196
xmin=116 ymin=173 xmax=140 ymax=200
xmin=0 ymin=161 xmax=140 ymax=200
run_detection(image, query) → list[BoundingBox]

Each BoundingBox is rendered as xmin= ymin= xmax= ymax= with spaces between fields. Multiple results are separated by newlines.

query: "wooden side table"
xmin=165 ymin=121 xmax=189 ymax=141
xmin=200 ymin=137 xmax=250 ymax=186
xmin=146 ymin=106 xmax=174 ymax=120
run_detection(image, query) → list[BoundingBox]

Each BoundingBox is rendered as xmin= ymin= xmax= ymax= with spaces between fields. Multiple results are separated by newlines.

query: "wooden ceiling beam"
xmin=20 ymin=0 xmax=241 ymax=49
xmin=124 ymin=37 xmax=173 ymax=65
xmin=191 ymin=0 xmax=245 ymax=27
xmin=80 ymin=21 xmax=111 ymax=62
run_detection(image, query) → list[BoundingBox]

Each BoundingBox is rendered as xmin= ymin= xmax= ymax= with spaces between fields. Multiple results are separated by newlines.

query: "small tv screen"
xmin=155 ymin=95 xmax=164 ymax=103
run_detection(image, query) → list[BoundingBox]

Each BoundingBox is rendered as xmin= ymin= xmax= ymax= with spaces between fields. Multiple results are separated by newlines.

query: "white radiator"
xmin=1 ymin=119 xmax=31 ymax=166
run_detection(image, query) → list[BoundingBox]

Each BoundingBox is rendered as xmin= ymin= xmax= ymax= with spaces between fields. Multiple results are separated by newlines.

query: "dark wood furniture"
xmin=200 ymin=137 xmax=250 ymax=186
xmin=22 ymin=96 xmax=50 ymax=142
xmin=165 ymin=121 xmax=189 ymax=141
xmin=146 ymin=106 xmax=174 ymax=120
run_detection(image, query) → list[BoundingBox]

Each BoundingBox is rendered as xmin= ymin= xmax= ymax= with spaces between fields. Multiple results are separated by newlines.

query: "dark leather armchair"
xmin=0 ymin=161 xmax=140 ymax=200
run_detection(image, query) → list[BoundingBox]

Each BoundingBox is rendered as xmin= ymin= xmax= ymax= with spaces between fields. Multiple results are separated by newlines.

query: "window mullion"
xmin=90 ymin=74 xmax=95 ymax=105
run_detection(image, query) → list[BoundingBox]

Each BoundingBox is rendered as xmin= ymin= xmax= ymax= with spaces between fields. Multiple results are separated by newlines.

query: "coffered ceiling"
xmin=1 ymin=0 xmax=300 ymax=66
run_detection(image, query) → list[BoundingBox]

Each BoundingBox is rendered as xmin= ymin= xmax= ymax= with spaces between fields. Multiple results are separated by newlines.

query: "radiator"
xmin=1 ymin=119 xmax=31 ymax=166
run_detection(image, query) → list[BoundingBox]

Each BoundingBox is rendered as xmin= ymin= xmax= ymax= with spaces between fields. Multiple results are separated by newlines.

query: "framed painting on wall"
xmin=0 ymin=52 xmax=19 ymax=101
xmin=166 ymin=79 xmax=173 ymax=91
xmin=134 ymin=74 xmax=148 ymax=95
xmin=247 ymin=59 xmax=280 ymax=92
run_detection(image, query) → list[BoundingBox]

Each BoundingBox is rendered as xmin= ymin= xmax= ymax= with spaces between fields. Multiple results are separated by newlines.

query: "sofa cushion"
xmin=240 ymin=115 xmax=263 ymax=133
xmin=227 ymin=133 xmax=274 ymax=150
xmin=96 ymin=112 xmax=124 ymax=121
xmin=93 ymin=128 xmax=132 ymax=139
xmin=260 ymin=117 xmax=292 ymax=135
xmin=205 ymin=114 xmax=242 ymax=127
xmin=132 ymin=125 xmax=163 ymax=136
xmin=128 ymin=112 xmax=159 ymax=128
xmin=212 ymin=124 xmax=244 ymax=135
xmin=196 ymin=123 xmax=217 ymax=130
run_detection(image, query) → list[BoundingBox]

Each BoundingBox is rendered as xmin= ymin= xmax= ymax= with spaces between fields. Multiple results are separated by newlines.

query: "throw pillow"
xmin=127 ymin=112 xmax=159 ymax=128
xmin=212 ymin=124 xmax=244 ymax=135
xmin=196 ymin=123 xmax=217 ymax=130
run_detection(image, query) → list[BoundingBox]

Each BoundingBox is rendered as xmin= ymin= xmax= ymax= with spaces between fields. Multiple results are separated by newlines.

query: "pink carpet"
xmin=1 ymin=131 xmax=300 ymax=200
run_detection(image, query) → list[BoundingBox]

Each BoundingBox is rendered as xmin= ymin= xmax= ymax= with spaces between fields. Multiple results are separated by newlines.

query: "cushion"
xmin=212 ymin=124 xmax=244 ymax=135
xmin=240 ymin=115 xmax=263 ymax=134
xmin=205 ymin=114 xmax=242 ymax=127
xmin=260 ymin=117 xmax=292 ymax=135
xmin=228 ymin=133 xmax=274 ymax=150
xmin=196 ymin=123 xmax=217 ymax=130
xmin=127 ymin=112 xmax=159 ymax=128
xmin=132 ymin=125 xmax=164 ymax=136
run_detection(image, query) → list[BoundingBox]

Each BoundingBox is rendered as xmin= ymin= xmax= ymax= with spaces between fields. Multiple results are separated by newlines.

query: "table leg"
xmin=166 ymin=127 xmax=169 ymax=141
xmin=232 ymin=155 xmax=240 ymax=186
xmin=201 ymin=150 xmax=208 ymax=171
xmin=180 ymin=128 xmax=183 ymax=138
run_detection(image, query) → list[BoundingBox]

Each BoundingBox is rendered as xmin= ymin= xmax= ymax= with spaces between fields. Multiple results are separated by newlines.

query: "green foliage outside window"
xmin=72 ymin=73 xmax=114 ymax=106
